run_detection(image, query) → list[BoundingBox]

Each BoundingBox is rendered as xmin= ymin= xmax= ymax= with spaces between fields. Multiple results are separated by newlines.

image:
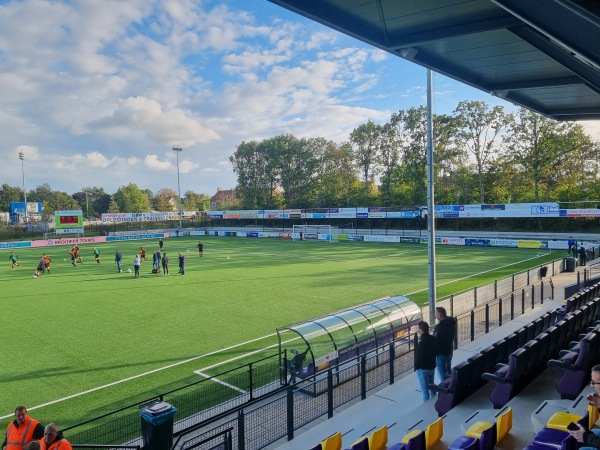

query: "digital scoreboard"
xmin=55 ymin=210 xmax=84 ymax=234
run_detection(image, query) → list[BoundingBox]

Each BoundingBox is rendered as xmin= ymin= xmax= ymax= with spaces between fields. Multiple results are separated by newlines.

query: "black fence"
xmin=64 ymin=353 xmax=282 ymax=445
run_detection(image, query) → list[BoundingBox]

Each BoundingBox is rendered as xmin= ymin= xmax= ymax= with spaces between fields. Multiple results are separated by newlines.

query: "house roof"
xmin=267 ymin=0 xmax=600 ymax=121
xmin=211 ymin=189 xmax=236 ymax=202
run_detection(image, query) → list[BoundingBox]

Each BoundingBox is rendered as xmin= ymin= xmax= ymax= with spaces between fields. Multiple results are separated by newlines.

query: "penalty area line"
xmin=194 ymin=372 xmax=248 ymax=394
xmin=0 ymin=332 xmax=277 ymax=420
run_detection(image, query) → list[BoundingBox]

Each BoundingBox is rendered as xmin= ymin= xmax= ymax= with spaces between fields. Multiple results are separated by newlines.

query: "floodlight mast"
xmin=18 ymin=149 xmax=27 ymax=225
xmin=172 ymin=147 xmax=183 ymax=229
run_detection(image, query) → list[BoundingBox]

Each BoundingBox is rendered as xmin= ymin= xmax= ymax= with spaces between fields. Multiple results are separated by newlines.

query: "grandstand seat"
xmin=345 ymin=438 xmax=368 ymax=450
xmin=424 ymin=418 xmax=443 ymax=450
xmin=367 ymin=425 xmax=388 ymax=450
xmin=534 ymin=317 xmax=545 ymax=337
xmin=466 ymin=352 xmax=487 ymax=391
xmin=389 ymin=430 xmax=426 ymax=450
xmin=479 ymin=345 xmax=498 ymax=374
xmin=492 ymin=337 xmax=509 ymax=366
xmin=503 ymin=332 xmax=520 ymax=360
xmin=310 ymin=444 xmax=323 ymax=450
xmin=431 ymin=361 xmax=472 ymax=415
xmin=524 ymin=435 xmax=578 ymax=450
xmin=549 ymin=333 xmax=599 ymax=399
xmin=449 ymin=423 xmax=496 ymax=450
xmin=483 ymin=348 xmax=528 ymax=408
xmin=322 ymin=432 xmax=342 ymax=450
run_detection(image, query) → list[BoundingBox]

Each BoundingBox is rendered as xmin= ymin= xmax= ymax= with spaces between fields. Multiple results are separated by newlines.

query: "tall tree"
xmin=183 ymin=190 xmax=210 ymax=211
xmin=153 ymin=188 xmax=178 ymax=212
xmin=113 ymin=183 xmax=151 ymax=212
xmin=454 ymin=101 xmax=510 ymax=203
xmin=350 ymin=120 xmax=381 ymax=196
xmin=0 ymin=184 xmax=24 ymax=212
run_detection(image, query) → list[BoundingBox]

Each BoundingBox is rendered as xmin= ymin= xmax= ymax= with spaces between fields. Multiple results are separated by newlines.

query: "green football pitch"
xmin=0 ymin=236 xmax=559 ymax=428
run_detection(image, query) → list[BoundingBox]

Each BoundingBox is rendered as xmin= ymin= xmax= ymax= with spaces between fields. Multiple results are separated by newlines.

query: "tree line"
xmin=0 ymin=183 xmax=211 ymax=221
xmin=230 ymin=101 xmax=600 ymax=209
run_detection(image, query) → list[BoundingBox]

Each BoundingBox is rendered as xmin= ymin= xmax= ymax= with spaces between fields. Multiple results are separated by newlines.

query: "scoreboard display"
xmin=55 ymin=210 xmax=84 ymax=234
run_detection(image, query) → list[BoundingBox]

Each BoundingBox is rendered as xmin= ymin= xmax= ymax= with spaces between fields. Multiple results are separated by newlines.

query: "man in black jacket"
xmin=433 ymin=307 xmax=457 ymax=383
xmin=414 ymin=320 xmax=437 ymax=403
xmin=569 ymin=364 xmax=600 ymax=447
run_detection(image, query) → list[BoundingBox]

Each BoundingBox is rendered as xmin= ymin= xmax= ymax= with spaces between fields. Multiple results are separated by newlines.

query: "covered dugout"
xmin=278 ymin=296 xmax=422 ymax=381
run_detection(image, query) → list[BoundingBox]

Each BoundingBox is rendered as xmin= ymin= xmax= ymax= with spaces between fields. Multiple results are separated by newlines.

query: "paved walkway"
xmin=271 ymin=258 xmax=595 ymax=450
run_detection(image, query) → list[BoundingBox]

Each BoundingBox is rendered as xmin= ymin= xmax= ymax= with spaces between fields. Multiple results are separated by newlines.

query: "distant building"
xmin=210 ymin=188 xmax=236 ymax=210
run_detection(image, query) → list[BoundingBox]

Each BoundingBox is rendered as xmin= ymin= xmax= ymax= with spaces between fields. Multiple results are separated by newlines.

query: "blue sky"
xmin=1 ymin=0 xmax=598 ymax=197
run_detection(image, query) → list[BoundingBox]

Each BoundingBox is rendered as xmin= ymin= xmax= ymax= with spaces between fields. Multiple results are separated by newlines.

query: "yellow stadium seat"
xmin=546 ymin=412 xmax=582 ymax=432
xmin=368 ymin=425 xmax=388 ymax=450
xmin=402 ymin=429 xmax=422 ymax=444
xmin=322 ymin=432 xmax=342 ymax=450
xmin=588 ymin=403 xmax=600 ymax=429
xmin=466 ymin=421 xmax=493 ymax=439
xmin=425 ymin=418 xmax=444 ymax=449
xmin=496 ymin=407 xmax=512 ymax=442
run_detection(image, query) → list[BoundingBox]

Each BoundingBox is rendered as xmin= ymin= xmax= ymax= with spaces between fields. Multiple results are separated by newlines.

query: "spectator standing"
xmin=414 ymin=320 xmax=437 ymax=403
xmin=114 ymin=250 xmax=123 ymax=273
xmin=433 ymin=306 xmax=457 ymax=382
xmin=178 ymin=252 xmax=185 ymax=275
xmin=39 ymin=424 xmax=71 ymax=450
xmin=197 ymin=240 xmax=204 ymax=257
xmin=580 ymin=245 xmax=588 ymax=267
xmin=133 ymin=254 xmax=141 ymax=278
xmin=3 ymin=406 xmax=44 ymax=450
xmin=162 ymin=252 xmax=169 ymax=275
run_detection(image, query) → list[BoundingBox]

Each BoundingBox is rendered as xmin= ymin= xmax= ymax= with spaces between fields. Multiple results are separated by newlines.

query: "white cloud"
xmin=144 ymin=154 xmax=172 ymax=171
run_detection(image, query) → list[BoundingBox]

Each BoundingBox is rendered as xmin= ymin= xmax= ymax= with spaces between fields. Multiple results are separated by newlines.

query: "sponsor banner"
xmin=0 ymin=241 xmax=32 ymax=249
xmin=481 ymin=204 xmax=506 ymax=211
xmin=207 ymin=212 xmax=223 ymax=219
xmin=278 ymin=233 xmax=292 ymax=239
xmin=387 ymin=211 xmax=419 ymax=218
xmin=291 ymin=233 xmax=301 ymax=240
xmin=40 ymin=236 xmax=108 ymax=247
xmin=400 ymin=237 xmax=420 ymax=244
xmin=517 ymin=240 xmax=544 ymax=249
xmin=236 ymin=231 xmax=247 ymax=237
xmin=106 ymin=233 xmax=165 ymax=241
xmin=465 ymin=239 xmax=491 ymax=246
xmin=443 ymin=212 xmax=460 ymax=218
xmin=435 ymin=205 xmax=464 ymax=212
xmin=356 ymin=213 xmax=368 ymax=219
xmin=315 ymin=351 xmax=338 ymax=367
xmin=258 ymin=232 xmax=268 ymax=238
xmin=329 ymin=211 xmax=356 ymax=218
xmin=101 ymin=212 xmax=178 ymax=223
xmin=55 ymin=228 xmax=85 ymax=234
xmin=337 ymin=234 xmax=349 ymax=240
xmin=347 ymin=234 xmax=364 ymax=241
xmin=303 ymin=233 xmax=318 ymax=240
xmin=548 ymin=240 xmax=569 ymax=250
xmin=218 ymin=231 xmax=236 ymax=236
xmin=489 ymin=239 xmax=518 ymax=248
xmin=189 ymin=230 xmax=207 ymax=236
xmin=364 ymin=235 xmax=401 ymax=243
xmin=246 ymin=232 xmax=259 ymax=238
xmin=317 ymin=234 xmax=332 ymax=240
xmin=267 ymin=214 xmax=278 ymax=219
xmin=441 ymin=237 xmax=466 ymax=246
xmin=561 ymin=209 xmax=600 ymax=217
xmin=368 ymin=212 xmax=386 ymax=218
xmin=223 ymin=214 xmax=241 ymax=219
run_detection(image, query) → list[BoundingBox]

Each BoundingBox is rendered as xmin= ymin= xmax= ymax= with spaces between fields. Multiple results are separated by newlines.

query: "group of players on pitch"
xmin=9 ymin=239 xmax=204 ymax=278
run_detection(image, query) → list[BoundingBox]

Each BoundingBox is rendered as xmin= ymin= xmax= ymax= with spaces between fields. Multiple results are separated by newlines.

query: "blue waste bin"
xmin=140 ymin=401 xmax=177 ymax=450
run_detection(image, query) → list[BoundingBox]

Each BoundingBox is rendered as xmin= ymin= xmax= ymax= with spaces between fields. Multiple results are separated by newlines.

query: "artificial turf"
xmin=0 ymin=235 xmax=560 ymax=428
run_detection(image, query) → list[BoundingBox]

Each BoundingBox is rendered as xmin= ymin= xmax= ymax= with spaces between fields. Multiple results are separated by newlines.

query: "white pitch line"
xmin=405 ymin=252 xmax=546 ymax=296
xmin=0 ymin=332 xmax=277 ymax=420
xmin=194 ymin=372 xmax=248 ymax=394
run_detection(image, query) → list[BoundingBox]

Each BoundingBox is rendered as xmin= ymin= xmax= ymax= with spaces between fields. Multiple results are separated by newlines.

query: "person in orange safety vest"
xmin=39 ymin=424 xmax=71 ymax=450
xmin=3 ymin=406 xmax=44 ymax=450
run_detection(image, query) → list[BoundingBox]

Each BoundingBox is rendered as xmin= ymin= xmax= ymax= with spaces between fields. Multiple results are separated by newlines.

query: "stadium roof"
xmin=267 ymin=0 xmax=600 ymax=121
